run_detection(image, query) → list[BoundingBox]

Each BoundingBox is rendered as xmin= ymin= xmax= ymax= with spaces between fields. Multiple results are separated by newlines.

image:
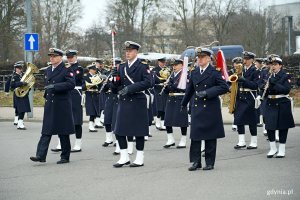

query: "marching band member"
xmin=102 ymin=58 xmax=122 ymax=147
xmin=10 ymin=61 xmax=31 ymax=130
xmin=264 ymin=56 xmax=295 ymax=158
xmin=83 ymin=64 xmax=100 ymax=132
xmin=68 ymin=50 xmax=84 ymax=152
xmin=153 ymin=57 xmax=169 ymax=130
xmin=234 ymin=51 xmax=259 ymax=150
xmin=95 ymin=59 xmax=108 ymax=128
xmin=254 ymin=58 xmax=265 ymax=127
xmin=30 ymin=48 xmax=75 ymax=164
xmin=229 ymin=57 xmax=243 ymax=131
xmin=163 ymin=59 xmax=188 ymax=149
xmin=111 ymin=41 xmax=152 ymax=168
xmin=51 ymin=50 xmax=84 ymax=152
xmin=181 ymin=47 xmax=229 ymax=171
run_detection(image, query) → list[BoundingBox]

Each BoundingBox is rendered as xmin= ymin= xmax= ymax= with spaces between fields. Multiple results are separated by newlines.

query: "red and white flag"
xmin=216 ymin=49 xmax=229 ymax=81
xmin=177 ymin=56 xmax=189 ymax=90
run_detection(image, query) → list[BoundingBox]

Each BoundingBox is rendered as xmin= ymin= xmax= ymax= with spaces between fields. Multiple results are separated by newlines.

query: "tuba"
xmin=228 ymin=63 xmax=243 ymax=114
xmin=15 ymin=62 xmax=39 ymax=97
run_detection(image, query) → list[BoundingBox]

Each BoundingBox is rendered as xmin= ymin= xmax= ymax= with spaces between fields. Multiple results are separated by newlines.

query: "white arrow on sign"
xmin=28 ymin=35 xmax=35 ymax=50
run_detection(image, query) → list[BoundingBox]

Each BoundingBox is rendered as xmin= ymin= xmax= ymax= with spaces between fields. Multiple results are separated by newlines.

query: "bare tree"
xmin=0 ymin=0 xmax=25 ymax=63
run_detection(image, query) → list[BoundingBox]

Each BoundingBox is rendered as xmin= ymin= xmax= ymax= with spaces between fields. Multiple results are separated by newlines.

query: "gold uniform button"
xmin=204 ymin=105 xmax=206 ymax=107
xmin=195 ymin=104 xmax=197 ymax=107
xmin=203 ymin=98 xmax=206 ymax=101
xmin=52 ymin=100 xmax=54 ymax=102
xmin=204 ymin=85 xmax=207 ymax=87
xmin=196 ymin=85 xmax=198 ymax=87
xmin=123 ymin=98 xmax=126 ymax=100
xmin=52 ymin=94 xmax=54 ymax=96
xmin=130 ymin=99 xmax=133 ymax=102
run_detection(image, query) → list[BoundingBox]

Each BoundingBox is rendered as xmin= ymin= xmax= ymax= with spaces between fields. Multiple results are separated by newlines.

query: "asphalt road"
xmin=0 ymin=122 xmax=299 ymax=200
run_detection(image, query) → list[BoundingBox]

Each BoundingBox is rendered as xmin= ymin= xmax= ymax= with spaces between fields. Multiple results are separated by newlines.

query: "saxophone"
xmin=15 ymin=62 xmax=39 ymax=97
xmin=228 ymin=63 xmax=243 ymax=114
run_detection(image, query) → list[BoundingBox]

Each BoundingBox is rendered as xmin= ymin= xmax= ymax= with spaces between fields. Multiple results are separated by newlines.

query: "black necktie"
xmin=200 ymin=69 xmax=204 ymax=74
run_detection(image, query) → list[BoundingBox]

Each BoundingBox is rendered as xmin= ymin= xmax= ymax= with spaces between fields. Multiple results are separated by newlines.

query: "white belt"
xmin=240 ymin=88 xmax=257 ymax=92
xmin=268 ymin=95 xmax=289 ymax=99
xmin=75 ymin=86 xmax=82 ymax=89
xmin=169 ymin=93 xmax=185 ymax=96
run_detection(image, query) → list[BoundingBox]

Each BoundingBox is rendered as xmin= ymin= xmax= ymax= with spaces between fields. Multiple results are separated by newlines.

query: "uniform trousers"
xmin=166 ymin=126 xmax=187 ymax=135
xmin=237 ymin=125 xmax=257 ymax=136
xmin=36 ymin=134 xmax=71 ymax=160
xmin=190 ymin=139 xmax=217 ymax=166
xmin=116 ymin=135 xmax=144 ymax=151
xmin=75 ymin=125 xmax=82 ymax=139
xmin=267 ymin=129 xmax=288 ymax=143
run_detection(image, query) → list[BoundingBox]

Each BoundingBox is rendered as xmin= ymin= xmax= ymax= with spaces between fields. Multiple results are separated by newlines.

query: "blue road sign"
xmin=24 ymin=33 xmax=39 ymax=51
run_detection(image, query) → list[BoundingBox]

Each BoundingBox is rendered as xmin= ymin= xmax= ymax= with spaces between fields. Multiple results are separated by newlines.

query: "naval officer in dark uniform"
xmin=30 ymin=48 xmax=75 ymax=164
xmin=163 ymin=59 xmax=189 ymax=149
xmin=233 ymin=51 xmax=259 ymax=150
xmin=111 ymin=41 xmax=152 ymax=168
xmin=10 ymin=61 xmax=31 ymax=130
xmin=83 ymin=64 xmax=100 ymax=132
xmin=51 ymin=50 xmax=84 ymax=152
xmin=264 ymin=56 xmax=295 ymax=158
xmin=181 ymin=47 xmax=229 ymax=171
xmin=152 ymin=57 xmax=169 ymax=130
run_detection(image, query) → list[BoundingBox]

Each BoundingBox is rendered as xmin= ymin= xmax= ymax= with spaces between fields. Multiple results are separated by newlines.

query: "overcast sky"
xmin=77 ymin=0 xmax=300 ymax=30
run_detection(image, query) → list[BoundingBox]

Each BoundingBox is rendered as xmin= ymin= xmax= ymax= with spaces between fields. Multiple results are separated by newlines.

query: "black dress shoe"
xmin=130 ymin=163 xmax=144 ymax=167
xmin=232 ymin=128 xmax=237 ymax=131
xmin=14 ymin=123 xmax=17 ymax=126
xmin=57 ymin=159 xmax=69 ymax=164
xmin=203 ymin=165 xmax=214 ymax=170
xmin=102 ymin=142 xmax=113 ymax=147
xmin=176 ymin=145 xmax=186 ymax=149
xmin=30 ymin=156 xmax=46 ymax=163
xmin=257 ymin=123 xmax=263 ymax=127
xmin=51 ymin=148 xmax=62 ymax=152
xmin=113 ymin=143 xmax=116 ymax=147
xmin=267 ymin=152 xmax=277 ymax=158
xmin=247 ymin=146 xmax=257 ymax=150
xmin=188 ymin=162 xmax=202 ymax=171
xmin=113 ymin=152 xmax=120 ymax=155
xmin=89 ymin=129 xmax=98 ymax=132
xmin=234 ymin=145 xmax=246 ymax=149
xmin=275 ymin=155 xmax=285 ymax=158
xmin=163 ymin=143 xmax=175 ymax=148
xmin=113 ymin=161 xmax=130 ymax=168
xmin=95 ymin=125 xmax=104 ymax=128
xmin=17 ymin=127 xmax=26 ymax=130
xmin=70 ymin=149 xmax=82 ymax=153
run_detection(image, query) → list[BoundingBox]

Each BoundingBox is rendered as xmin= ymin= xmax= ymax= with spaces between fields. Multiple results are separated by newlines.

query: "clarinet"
xmin=261 ymin=69 xmax=273 ymax=101
xmin=159 ymin=71 xmax=174 ymax=96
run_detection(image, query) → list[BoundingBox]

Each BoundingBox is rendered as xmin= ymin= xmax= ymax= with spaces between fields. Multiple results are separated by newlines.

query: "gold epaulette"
xmin=141 ymin=61 xmax=148 ymax=65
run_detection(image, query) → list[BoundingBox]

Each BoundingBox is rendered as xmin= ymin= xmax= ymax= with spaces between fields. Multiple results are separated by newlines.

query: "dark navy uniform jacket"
xmin=182 ymin=64 xmax=229 ymax=141
xmin=264 ymin=70 xmax=295 ymax=130
xmin=103 ymin=81 xmax=118 ymax=126
xmin=70 ymin=62 xmax=83 ymax=125
xmin=42 ymin=62 xmax=75 ymax=135
xmin=234 ymin=65 xmax=259 ymax=125
xmin=113 ymin=58 xmax=152 ymax=137
xmin=83 ymin=73 xmax=100 ymax=116
xmin=4 ymin=74 xmax=12 ymax=93
xmin=164 ymin=70 xmax=188 ymax=127
xmin=10 ymin=72 xmax=31 ymax=113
